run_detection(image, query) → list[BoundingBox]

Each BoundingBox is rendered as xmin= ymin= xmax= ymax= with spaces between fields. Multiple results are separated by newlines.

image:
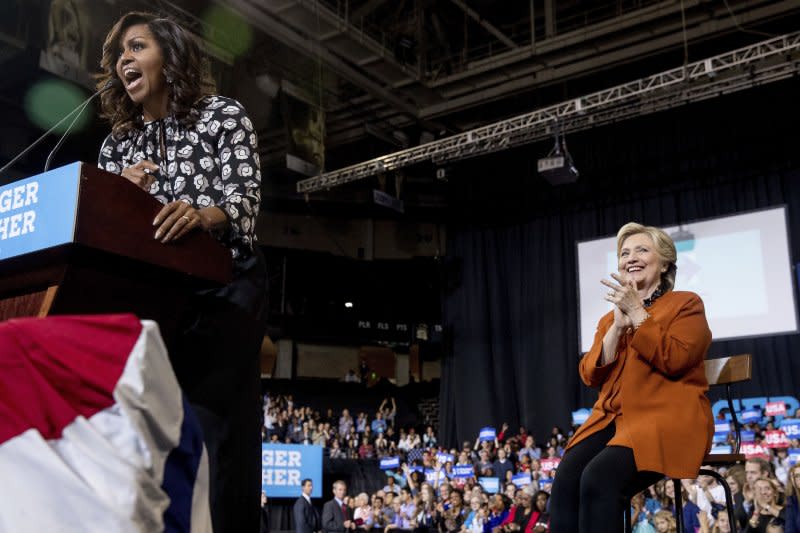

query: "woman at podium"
xmin=96 ymin=11 xmax=267 ymax=533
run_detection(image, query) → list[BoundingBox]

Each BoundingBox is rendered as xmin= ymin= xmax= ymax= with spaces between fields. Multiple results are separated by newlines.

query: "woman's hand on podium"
xmin=121 ymin=159 xmax=159 ymax=190
xmin=153 ymin=201 xmax=228 ymax=244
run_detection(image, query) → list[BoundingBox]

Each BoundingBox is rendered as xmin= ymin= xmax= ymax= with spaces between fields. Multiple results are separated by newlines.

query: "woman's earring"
xmin=164 ymin=69 xmax=174 ymax=84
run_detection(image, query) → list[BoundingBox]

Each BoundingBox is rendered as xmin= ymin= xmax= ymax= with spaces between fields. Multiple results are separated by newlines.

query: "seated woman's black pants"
xmin=549 ymin=421 xmax=663 ymax=533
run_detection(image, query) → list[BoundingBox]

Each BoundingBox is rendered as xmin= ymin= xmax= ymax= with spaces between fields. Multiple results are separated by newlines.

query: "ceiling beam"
xmin=221 ymin=0 xmax=422 ymax=119
xmin=420 ymin=0 xmax=800 ymax=117
xmin=447 ymin=0 xmax=518 ymax=50
xmin=351 ymin=0 xmax=389 ymax=21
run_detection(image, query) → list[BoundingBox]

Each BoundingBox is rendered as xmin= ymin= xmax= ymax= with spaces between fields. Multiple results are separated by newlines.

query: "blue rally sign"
xmin=261 ymin=444 xmax=323 ymax=498
xmin=0 ymin=162 xmax=81 ymax=260
xmin=781 ymin=419 xmax=800 ymax=439
xmin=478 ymin=477 xmax=499 ymax=493
xmin=380 ymin=457 xmax=400 ymax=470
xmin=453 ymin=465 xmax=475 ymax=478
xmin=478 ymin=427 xmax=496 ymax=442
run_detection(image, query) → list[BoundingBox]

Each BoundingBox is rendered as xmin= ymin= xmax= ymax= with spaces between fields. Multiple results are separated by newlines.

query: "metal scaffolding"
xmin=297 ymin=31 xmax=800 ymax=193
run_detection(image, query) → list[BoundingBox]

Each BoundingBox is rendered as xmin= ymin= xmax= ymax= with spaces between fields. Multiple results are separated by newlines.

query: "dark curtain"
xmin=439 ymin=78 xmax=800 ymax=447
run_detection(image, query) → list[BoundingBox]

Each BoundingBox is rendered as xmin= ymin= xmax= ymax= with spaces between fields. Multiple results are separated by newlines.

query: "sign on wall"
xmin=261 ymin=444 xmax=323 ymax=498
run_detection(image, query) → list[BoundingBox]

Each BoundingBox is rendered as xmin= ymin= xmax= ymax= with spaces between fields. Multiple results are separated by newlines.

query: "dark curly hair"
xmin=96 ymin=11 xmax=214 ymax=137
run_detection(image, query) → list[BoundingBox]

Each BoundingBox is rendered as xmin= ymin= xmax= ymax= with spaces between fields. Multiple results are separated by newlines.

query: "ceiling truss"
xmin=296 ymin=30 xmax=800 ymax=193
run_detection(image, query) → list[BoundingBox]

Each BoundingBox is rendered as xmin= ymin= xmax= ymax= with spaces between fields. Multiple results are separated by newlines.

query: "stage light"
xmin=344 ymin=301 xmax=354 ymax=308
xmin=538 ymin=122 xmax=579 ymax=185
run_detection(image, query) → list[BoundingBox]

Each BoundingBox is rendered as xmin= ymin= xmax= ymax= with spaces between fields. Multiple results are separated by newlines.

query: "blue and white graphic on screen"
xmin=261 ymin=444 xmax=322 ymax=498
xmin=0 ymin=162 xmax=81 ymax=260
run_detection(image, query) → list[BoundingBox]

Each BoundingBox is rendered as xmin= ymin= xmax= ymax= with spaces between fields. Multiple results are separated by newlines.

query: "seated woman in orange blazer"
xmin=549 ymin=222 xmax=714 ymax=533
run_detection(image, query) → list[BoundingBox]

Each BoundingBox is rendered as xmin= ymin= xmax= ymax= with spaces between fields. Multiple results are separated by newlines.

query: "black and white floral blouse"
xmin=98 ymin=95 xmax=261 ymax=260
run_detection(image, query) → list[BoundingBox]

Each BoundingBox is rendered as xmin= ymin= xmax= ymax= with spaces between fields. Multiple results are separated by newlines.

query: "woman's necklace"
xmin=642 ymin=285 xmax=664 ymax=308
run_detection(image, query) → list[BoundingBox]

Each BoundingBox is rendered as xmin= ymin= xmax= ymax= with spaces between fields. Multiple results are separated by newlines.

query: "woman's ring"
xmin=607 ymin=290 xmax=615 ymax=297
xmin=181 ymin=215 xmax=190 ymax=222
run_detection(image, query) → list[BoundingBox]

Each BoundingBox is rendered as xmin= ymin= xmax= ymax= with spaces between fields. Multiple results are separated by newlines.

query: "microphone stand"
xmin=0 ymin=79 xmax=116 ymax=177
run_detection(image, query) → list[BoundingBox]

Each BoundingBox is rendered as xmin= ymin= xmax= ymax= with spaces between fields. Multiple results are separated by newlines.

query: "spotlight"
xmin=344 ymin=302 xmax=354 ymax=308
xmin=537 ymin=122 xmax=579 ymax=185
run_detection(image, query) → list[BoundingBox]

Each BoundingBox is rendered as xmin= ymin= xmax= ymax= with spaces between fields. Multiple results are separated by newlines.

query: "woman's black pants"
xmin=549 ymin=422 xmax=663 ymax=533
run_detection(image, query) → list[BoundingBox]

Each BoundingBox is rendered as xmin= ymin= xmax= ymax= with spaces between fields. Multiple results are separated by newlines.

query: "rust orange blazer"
xmin=566 ymin=290 xmax=714 ymax=479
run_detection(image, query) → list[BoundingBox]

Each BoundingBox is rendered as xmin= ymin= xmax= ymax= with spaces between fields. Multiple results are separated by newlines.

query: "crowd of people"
xmin=263 ymin=393 xmax=800 ymax=533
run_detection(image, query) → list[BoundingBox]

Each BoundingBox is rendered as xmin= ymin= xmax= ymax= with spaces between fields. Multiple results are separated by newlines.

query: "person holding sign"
xmin=96 ymin=12 xmax=267 ymax=533
xmin=550 ymin=223 xmax=714 ymax=533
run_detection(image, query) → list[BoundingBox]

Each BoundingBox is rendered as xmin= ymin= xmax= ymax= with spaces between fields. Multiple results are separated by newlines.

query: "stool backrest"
xmin=704 ymin=353 xmax=752 ymax=454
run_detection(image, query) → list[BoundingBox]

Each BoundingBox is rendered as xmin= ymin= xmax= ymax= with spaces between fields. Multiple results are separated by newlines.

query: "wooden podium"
xmin=0 ymin=162 xmax=232 ymax=347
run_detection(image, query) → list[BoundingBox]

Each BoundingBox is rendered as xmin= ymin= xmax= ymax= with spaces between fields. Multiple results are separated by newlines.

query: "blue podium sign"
xmin=0 ymin=162 xmax=81 ymax=260
xmin=261 ymin=444 xmax=323 ymax=498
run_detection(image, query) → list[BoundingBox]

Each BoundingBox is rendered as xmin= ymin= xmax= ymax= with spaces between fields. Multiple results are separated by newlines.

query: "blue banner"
xmin=710 ymin=445 xmax=732 ymax=455
xmin=436 ymin=453 xmax=454 ymax=464
xmin=453 ymin=465 xmax=474 ymax=478
xmin=380 ymin=457 xmax=400 ymax=470
xmin=538 ymin=478 xmax=554 ymax=490
xmin=780 ymin=419 xmax=800 ymax=438
xmin=478 ymin=477 xmax=499 ymax=493
xmin=714 ymin=422 xmax=730 ymax=433
xmin=512 ymin=473 xmax=532 ymax=488
xmin=479 ymin=427 xmax=496 ymax=442
xmin=425 ymin=469 xmax=439 ymax=483
xmin=712 ymin=396 xmax=799 ymax=423
xmin=741 ymin=409 xmax=762 ymax=423
xmin=408 ymin=465 xmax=424 ymax=474
xmin=788 ymin=448 xmax=800 ymax=465
xmin=713 ymin=432 xmax=729 ymax=444
xmin=741 ymin=430 xmax=756 ymax=442
xmin=262 ymin=444 xmax=322 ymax=498
xmin=0 ymin=162 xmax=81 ymax=260
xmin=571 ymin=409 xmax=591 ymax=426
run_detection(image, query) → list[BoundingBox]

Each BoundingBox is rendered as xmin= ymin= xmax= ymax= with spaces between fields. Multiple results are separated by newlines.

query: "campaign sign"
xmin=479 ymin=427 xmax=496 ymax=442
xmin=710 ymin=445 xmax=733 ymax=455
xmin=780 ymin=419 xmax=800 ymax=438
xmin=788 ymin=448 xmax=800 ymax=466
xmin=538 ymin=478 xmax=554 ymax=490
xmin=512 ymin=473 xmax=532 ymax=488
xmin=766 ymin=402 xmax=787 ymax=417
xmin=380 ymin=457 xmax=400 ymax=470
xmin=740 ymin=442 xmax=770 ymax=460
xmin=408 ymin=465 xmax=425 ymax=474
xmin=714 ymin=422 xmax=730 ymax=433
xmin=425 ymin=469 xmax=445 ymax=483
xmin=741 ymin=431 xmax=756 ymax=442
xmin=712 ymin=396 xmax=799 ymax=421
xmin=764 ymin=430 xmax=790 ymax=448
xmin=713 ymin=432 xmax=729 ymax=444
xmin=478 ymin=477 xmax=500 ymax=494
xmin=436 ymin=453 xmax=455 ymax=464
xmin=571 ymin=409 xmax=591 ymax=426
xmin=0 ymin=162 xmax=82 ymax=260
xmin=540 ymin=458 xmax=561 ymax=474
xmin=740 ymin=409 xmax=762 ymax=424
xmin=262 ymin=444 xmax=322 ymax=498
xmin=453 ymin=465 xmax=475 ymax=478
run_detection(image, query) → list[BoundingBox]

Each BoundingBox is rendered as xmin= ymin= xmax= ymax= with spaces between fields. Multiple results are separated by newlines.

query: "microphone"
xmin=0 ymin=78 xmax=120 ymax=176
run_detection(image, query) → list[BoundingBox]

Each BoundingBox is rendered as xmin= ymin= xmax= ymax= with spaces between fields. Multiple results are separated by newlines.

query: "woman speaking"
xmin=549 ymin=222 xmax=714 ymax=533
xmin=96 ymin=12 xmax=267 ymax=533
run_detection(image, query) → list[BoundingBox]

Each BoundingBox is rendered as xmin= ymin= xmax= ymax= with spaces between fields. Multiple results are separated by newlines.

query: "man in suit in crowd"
xmin=294 ymin=478 xmax=320 ymax=533
xmin=322 ymin=480 xmax=355 ymax=533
